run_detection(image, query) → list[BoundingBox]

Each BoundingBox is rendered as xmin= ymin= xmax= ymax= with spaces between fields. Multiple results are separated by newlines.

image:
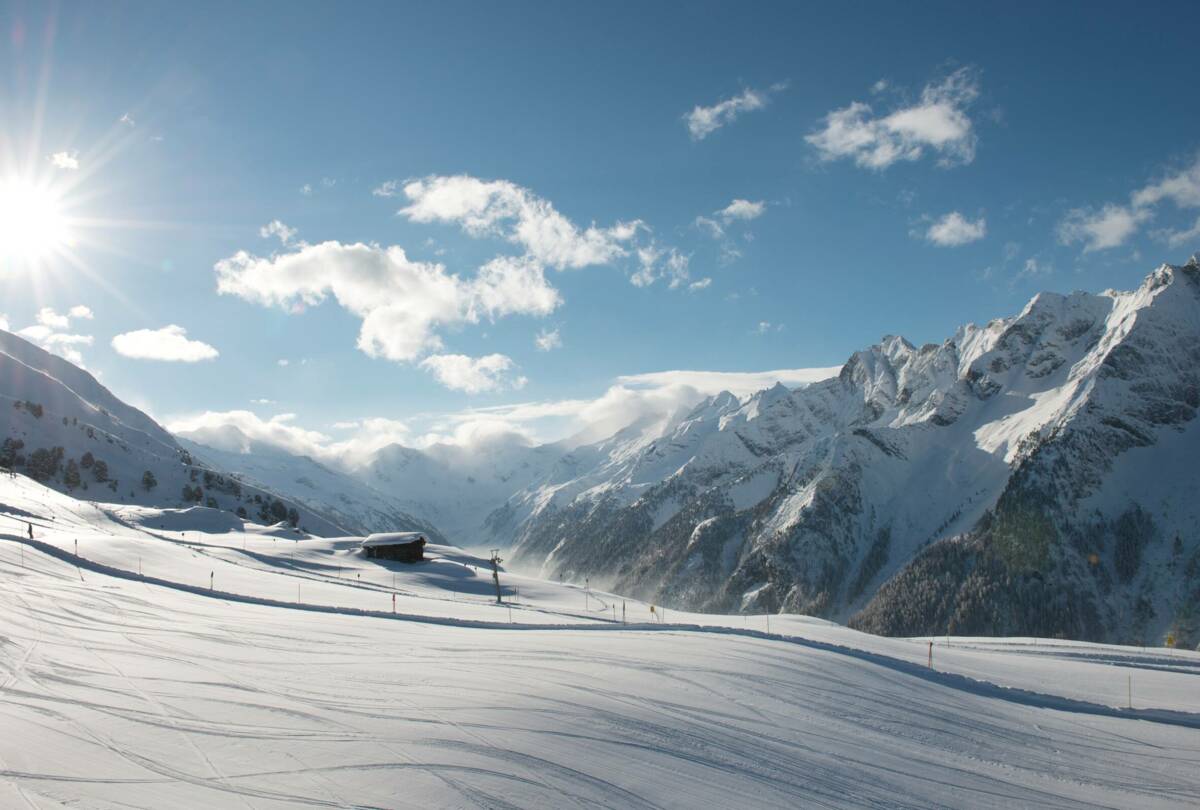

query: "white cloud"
xmin=111 ymin=325 xmax=219 ymax=362
xmin=68 ymin=305 xmax=93 ymax=320
xmin=169 ymin=364 xmax=842 ymax=465
xmin=632 ymin=244 xmax=691 ymax=288
xmin=36 ymin=307 xmax=70 ymax=329
xmin=16 ymin=318 xmax=93 ymax=365
xmin=756 ymin=321 xmax=773 ymax=334
xmin=299 ymin=183 xmax=313 ymax=196
xmin=277 ymin=359 xmax=290 ymax=367
xmin=534 ymin=327 xmax=562 ymax=352
xmin=419 ymin=353 xmax=526 ymax=394
xmin=1017 ymin=257 xmax=1054 ymax=279
xmin=685 ymin=87 xmax=773 ymax=140
xmin=1058 ymin=155 xmax=1200 ymax=252
xmin=400 ymin=175 xmax=642 ymax=270
xmin=717 ymin=199 xmax=766 ymax=222
xmin=170 ymin=411 xmax=335 ymax=457
xmin=694 ymin=216 xmax=724 ymax=239
xmin=807 ymin=68 xmax=980 ymax=169
xmin=924 ymin=211 xmax=986 ymax=246
xmin=688 ymin=277 xmax=712 ymax=291
xmin=119 ymin=112 xmax=135 ymax=127
xmin=1132 ymin=157 xmax=1200 ymax=209
xmin=617 ymin=367 xmax=839 ymax=396
xmin=372 ymin=179 xmax=400 ymax=197
xmin=1057 ymin=204 xmax=1151 ymax=252
xmin=216 ymin=242 xmax=560 ymax=366
xmin=259 ymin=219 xmax=298 ymax=246
xmin=48 ymin=151 xmax=79 ymax=170
xmin=1156 ymin=215 xmax=1200 ymax=248
xmin=250 ymin=398 xmax=276 ymax=405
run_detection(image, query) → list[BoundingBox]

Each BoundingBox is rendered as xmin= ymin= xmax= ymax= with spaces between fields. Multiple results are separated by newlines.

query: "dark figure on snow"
xmin=27 ymin=523 xmax=33 ymax=539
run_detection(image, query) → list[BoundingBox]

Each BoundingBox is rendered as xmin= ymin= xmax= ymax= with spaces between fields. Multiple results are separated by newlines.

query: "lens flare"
xmin=0 ymin=178 xmax=72 ymax=264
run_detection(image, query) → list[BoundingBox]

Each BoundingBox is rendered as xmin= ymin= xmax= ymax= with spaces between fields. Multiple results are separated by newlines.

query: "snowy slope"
xmin=0 ymin=328 xmax=347 ymax=536
xmin=1 ymin=472 xmax=1198 ymax=808
xmin=508 ymin=258 xmax=1200 ymax=646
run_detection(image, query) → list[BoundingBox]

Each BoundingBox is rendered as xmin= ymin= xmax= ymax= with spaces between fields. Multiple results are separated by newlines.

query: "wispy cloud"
xmin=14 ymin=306 xmax=95 ymax=365
xmin=1059 ymin=154 xmax=1200 ymax=252
xmin=685 ymin=83 xmax=785 ymax=140
xmin=419 ymin=353 xmax=526 ymax=394
xmin=1058 ymin=204 xmax=1151 ymax=252
xmin=259 ymin=219 xmax=298 ymax=246
xmin=400 ymin=174 xmax=642 ymax=270
xmin=716 ymin=199 xmax=766 ymax=222
xmin=807 ymin=68 xmax=980 ymax=169
xmin=534 ymin=327 xmax=562 ymax=352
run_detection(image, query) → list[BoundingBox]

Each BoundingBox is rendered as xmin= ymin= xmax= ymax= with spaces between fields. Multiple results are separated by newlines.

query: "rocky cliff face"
xmin=507 ymin=258 xmax=1200 ymax=645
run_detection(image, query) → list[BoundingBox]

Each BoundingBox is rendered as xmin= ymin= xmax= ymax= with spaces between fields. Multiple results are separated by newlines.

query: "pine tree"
xmin=142 ymin=470 xmax=158 ymax=491
xmin=64 ymin=459 xmax=81 ymax=489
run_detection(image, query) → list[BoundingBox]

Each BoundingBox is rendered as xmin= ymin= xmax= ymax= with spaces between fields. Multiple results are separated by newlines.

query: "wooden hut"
xmin=361 ymin=532 xmax=427 ymax=563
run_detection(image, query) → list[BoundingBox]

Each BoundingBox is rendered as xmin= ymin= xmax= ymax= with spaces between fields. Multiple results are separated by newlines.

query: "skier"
xmin=27 ymin=522 xmax=33 ymax=540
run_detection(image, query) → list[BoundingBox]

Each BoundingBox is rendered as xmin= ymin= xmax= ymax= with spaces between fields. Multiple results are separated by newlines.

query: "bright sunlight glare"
xmin=0 ymin=178 xmax=71 ymax=263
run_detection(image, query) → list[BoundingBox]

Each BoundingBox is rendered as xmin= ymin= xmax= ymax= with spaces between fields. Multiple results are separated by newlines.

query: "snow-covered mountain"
xmin=0 ymin=328 xmax=368 ymax=536
xmin=176 ymin=433 xmax=446 ymax=541
xmin=11 ymin=258 xmax=1200 ymax=646
xmin=503 ymin=258 xmax=1200 ymax=646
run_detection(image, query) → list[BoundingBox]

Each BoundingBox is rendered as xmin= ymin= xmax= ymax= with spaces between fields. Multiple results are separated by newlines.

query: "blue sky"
xmin=3 ymin=0 xmax=1200 ymax=456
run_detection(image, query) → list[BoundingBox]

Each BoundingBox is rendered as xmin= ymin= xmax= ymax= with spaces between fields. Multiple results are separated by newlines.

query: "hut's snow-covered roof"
xmin=361 ymin=532 xmax=427 ymax=549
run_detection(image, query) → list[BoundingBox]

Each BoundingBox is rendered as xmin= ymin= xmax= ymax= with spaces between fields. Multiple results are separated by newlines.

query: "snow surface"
xmin=1 ymin=472 xmax=1198 ymax=808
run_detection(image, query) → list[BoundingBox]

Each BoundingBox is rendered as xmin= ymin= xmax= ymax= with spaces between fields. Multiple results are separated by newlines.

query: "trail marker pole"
xmin=766 ymin=613 xmax=770 ymax=634
xmin=74 ymin=539 xmax=78 ymax=557
xmin=392 ymin=593 xmax=396 ymax=614
xmin=1128 ymin=675 xmax=1132 ymax=709
xmin=508 ymin=605 xmax=512 ymax=623
xmin=622 ymin=601 xmax=626 ymax=624
xmin=210 ymin=571 xmax=214 ymax=591
xmin=928 ymin=640 xmax=933 ymax=669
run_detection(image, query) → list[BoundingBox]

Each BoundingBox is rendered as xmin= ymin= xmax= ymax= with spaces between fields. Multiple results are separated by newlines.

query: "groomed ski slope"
xmin=1 ymin=475 xmax=1198 ymax=809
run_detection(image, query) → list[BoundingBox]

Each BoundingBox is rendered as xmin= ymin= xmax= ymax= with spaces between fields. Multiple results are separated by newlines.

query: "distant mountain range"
xmin=7 ymin=256 xmax=1199 ymax=645
xmin=0 ymin=329 xmax=433 ymax=538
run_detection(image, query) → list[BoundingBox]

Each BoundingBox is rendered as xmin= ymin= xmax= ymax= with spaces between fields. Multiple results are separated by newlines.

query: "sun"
xmin=0 ymin=177 xmax=72 ymax=265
